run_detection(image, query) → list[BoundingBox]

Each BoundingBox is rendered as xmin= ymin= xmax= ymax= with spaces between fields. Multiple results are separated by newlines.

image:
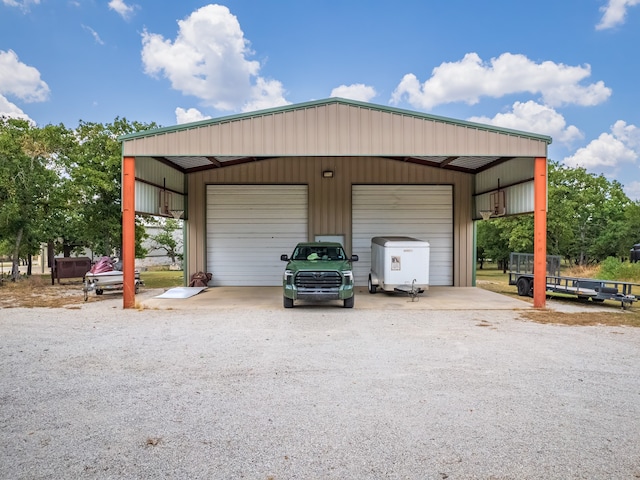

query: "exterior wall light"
xmin=322 ymin=170 xmax=334 ymax=178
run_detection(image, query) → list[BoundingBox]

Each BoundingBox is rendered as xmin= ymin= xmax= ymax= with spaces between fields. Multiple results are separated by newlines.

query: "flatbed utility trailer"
xmin=508 ymin=253 xmax=638 ymax=309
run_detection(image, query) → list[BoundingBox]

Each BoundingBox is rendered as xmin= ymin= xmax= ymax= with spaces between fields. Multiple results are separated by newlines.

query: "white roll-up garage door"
xmin=206 ymin=185 xmax=308 ymax=286
xmin=352 ymin=185 xmax=453 ymax=286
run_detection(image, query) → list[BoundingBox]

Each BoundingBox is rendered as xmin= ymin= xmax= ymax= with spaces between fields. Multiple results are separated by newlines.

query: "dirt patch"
xmin=521 ymin=309 xmax=640 ymax=327
xmin=476 ymin=278 xmax=640 ymax=327
xmin=0 ymin=276 xmax=108 ymax=308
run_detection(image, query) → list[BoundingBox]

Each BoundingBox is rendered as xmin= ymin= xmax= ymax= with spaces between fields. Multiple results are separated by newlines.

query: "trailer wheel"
xmin=96 ymin=289 xmax=104 ymax=295
xmin=516 ymin=277 xmax=532 ymax=297
xmin=367 ymin=275 xmax=377 ymax=294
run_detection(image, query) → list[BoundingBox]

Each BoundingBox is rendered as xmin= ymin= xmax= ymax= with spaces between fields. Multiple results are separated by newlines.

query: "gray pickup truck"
xmin=280 ymin=242 xmax=358 ymax=308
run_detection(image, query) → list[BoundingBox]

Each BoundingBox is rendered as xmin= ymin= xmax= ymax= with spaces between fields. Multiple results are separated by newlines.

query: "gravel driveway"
xmin=1 ymin=304 xmax=639 ymax=479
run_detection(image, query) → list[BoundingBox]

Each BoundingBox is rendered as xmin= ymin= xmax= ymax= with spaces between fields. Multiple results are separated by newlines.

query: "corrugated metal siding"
xmin=187 ymin=156 xmax=475 ymax=287
xmin=475 ymin=157 xmax=534 ymax=194
xmin=134 ymin=180 xmax=185 ymax=216
xmin=206 ymin=185 xmax=307 ymax=286
xmin=474 ymin=182 xmax=534 ymax=218
xmin=133 ymin=157 xmax=186 ymax=215
xmin=352 ymin=186 xmax=453 ymax=286
xmin=135 ymin=181 xmax=159 ymax=215
xmin=474 ymin=157 xmax=539 ymax=218
xmin=135 ymin=157 xmax=185 ymax=193
xmin=508 ymin=182 xmax=535 ymax=214
xmin=123 ymin=103 xmax=549 ymax=158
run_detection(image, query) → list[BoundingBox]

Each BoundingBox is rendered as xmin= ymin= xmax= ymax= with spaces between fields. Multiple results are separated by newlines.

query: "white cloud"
xmin=0 ymin=94 xmax=33 ymax=122
xmin=624 ymin=181 xmax=640 ymax=201
xmin=0 ymin=49 xmax=47 ymax=122
xmin=82 ymin=25 xmax=105 ymax=45
xmin=175 ymin=107 xmax=211 ymax=124
xmin=330 ymin=84 xmax=377 ymax=102
xmin=141 ymin=4 xmax=289 ymax=113
xmin=2 ymin=0 xmax=40 ymax=11
xmin=611 ymin=119 xmax=640 ymax=148
xmin=596 ymin=0 xmax=640 ymax=30
xmin=468 ymin=101 xmax=583 ymax=145
xmin=391 ymin=52 xmax=611 ymax=110
xmin=241 ymin=77 xmax=289 ymax=112
xmin=564 ymin=121 xmax=639 ymax=169
xmin=0 ymin=49 xmax=50 ymax=103
xmin=108 ymin=0 xmax=136 ymax=20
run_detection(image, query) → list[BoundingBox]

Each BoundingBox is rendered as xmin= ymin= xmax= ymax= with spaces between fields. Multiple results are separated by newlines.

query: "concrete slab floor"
xmin=139 ymin=286 xmax=533 ymax=311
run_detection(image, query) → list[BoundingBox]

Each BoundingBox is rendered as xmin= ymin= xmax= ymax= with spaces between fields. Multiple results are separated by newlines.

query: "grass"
xmin=476 ymin=263 xmax=640 ymax=327
xmin=475 ymin=267 xmax=518 ymax=298
xmin=139 ymin=270 xmax=184 ymax=289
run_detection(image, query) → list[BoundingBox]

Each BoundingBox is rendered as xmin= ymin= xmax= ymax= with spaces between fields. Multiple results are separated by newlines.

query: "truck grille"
xmin=295 ymin=271 xmax=342 ymax=288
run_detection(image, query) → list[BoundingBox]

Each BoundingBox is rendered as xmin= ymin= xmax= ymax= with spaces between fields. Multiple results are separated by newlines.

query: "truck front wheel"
xmin=283 ymin=296 xmax=294 ymax=308
xmin=343 ymin=296 xmax=354 ymax=308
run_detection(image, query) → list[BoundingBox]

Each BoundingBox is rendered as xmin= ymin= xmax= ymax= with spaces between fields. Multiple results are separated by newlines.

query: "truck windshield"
xmin=292 ymin=246 xmax=346 ymax=261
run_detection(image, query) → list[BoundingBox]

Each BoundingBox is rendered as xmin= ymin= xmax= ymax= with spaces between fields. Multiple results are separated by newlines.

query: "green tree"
xmin=63 ymin=118 xmax=157 ymax=258
xmin=477 ymin=161 xmax=635 ymax=269
xmin=148 ymin=218 xmax=183 ymax=264
xmin=621 ymin=202 xmax=640 ymax=259
xmin=477 ymin=217 xmax=513 ymax=272
xmin=0 ymin=118 xmax=73 ymax=280
xmin=547 ymin=161 xmax=631 ymax=265
xmin=0 ymin=117 xmax=157 ymax=281
xmin=476 ymin=245 xmax=486 ymax=269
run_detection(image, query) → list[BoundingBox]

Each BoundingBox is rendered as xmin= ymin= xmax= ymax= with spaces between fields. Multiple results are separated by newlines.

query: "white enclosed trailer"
xmin=368 ymin=236 xmax=430 ymax=297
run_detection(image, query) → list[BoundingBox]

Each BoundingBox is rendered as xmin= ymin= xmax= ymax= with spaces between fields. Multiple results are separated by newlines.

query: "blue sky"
xmin=2 ymin=0 xmax=640 ymax=198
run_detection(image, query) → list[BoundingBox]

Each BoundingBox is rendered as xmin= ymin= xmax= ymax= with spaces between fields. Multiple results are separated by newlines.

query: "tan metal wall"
xmin=473 ymin=157 xmax=546 ymax=219
xmin=186 ymin=156 xmax=475 ymax=286
xmin=123 ymin=102 xmax=549 ymax=158
xmin=135 ymin=158 xmax=185 ymax=194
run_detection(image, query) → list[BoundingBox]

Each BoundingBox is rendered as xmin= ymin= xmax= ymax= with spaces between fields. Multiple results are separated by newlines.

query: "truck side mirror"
xmin=351 ymin=255 xmax=359 ymax=262
xmin=280 ymin=254 xmax=289 ymax=261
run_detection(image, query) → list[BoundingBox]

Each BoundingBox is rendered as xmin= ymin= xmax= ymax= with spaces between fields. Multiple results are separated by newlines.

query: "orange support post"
xmin=533 ymin=157 xmax=547 ymax=308
xmin=122 ymin=156 xmax=136 ymax=309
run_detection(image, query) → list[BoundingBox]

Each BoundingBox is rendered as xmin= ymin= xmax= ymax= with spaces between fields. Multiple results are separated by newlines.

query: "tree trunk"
xmin=27 ymin=254 xmax=32 ymax=276
xmin=11 ymin=227 xmax=24 ymax=281
xmin=47 ymin=241 xmax=54 ymax=269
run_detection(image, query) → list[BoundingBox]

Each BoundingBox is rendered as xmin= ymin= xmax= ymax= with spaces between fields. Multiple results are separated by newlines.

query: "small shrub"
xmin=597 ymin=257 xmax=640 ymax=282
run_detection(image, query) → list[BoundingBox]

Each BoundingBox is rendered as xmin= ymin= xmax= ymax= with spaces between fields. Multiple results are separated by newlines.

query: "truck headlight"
xmin=284 ymin=270 xmax=294 ymax=285
xmin=344 ymin=271 xmax=353 ymax=285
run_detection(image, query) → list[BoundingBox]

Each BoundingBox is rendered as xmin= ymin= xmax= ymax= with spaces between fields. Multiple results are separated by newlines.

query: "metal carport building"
xmin=119 ymin=98 xmax=552 ymax=308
